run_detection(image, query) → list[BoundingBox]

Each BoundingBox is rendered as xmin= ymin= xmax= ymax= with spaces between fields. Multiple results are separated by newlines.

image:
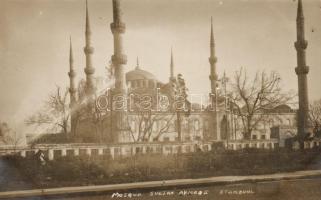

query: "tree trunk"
xmin=244 ymin=131 xmax=251 ymax=140
xmin=177 ymin=112 xmax=181 ymax=142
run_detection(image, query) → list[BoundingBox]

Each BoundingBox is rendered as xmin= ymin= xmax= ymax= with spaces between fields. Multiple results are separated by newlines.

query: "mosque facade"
xmin=66 ymin=0 xmax=302 ymax=148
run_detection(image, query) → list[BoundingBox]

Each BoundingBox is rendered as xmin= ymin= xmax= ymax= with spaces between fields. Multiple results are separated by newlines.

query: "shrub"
xmin=3 ymin=148 xmax=321 ymax=189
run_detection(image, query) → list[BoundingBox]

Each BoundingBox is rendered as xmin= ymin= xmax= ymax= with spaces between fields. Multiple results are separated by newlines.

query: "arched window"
xmin=183 ymin=119 xmax=188 ymax=130
xmin=131 ymin=120 xmax=136 ymax=132
xmin=156 ymin=120 xmax=160 ymax=131
xmin=141 ymin=120 xmax=146 ymax=131
xmin=194 ymin=119 xmax=200 ymax=131
xmin=160 ymin=119 xmax=167 ymax=131
xmin=173 ymin=120 xmax=177 ymax=132
xmin=152 ymin=121 xmax=158 ymax=132
xmin=149 ymin=80 xmax=154 ymax=88
xmin=220 ymin=115 xmax=228 ymax=140
xmin=287 ymin=119 xmax=291 ymax=126
xmin=204 ymin=119 xmax=209 ymax=131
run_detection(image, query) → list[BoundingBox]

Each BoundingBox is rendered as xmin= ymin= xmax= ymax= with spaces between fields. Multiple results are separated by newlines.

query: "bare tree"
xmin=128 ymin=111 xmax=175 ymax=142
xmin=91 ymin=103 xmax=110 ymax=143
xmin=5 ymin=132 xmax=24 ymax=152
xmin=25 ymin=86 xmax=70 ymax=136
xmin=170 ymin=74 xmax=190 ymax=141
xmin=229 ymin=68 xmax=294 ymax=139
xmin=0 ymin=122 xmax=24 ymax=151
xmin=105 ymin=59 xmax=115 ymax=82
xmin=309 ymin=99 xmax=321 ymax=136
xmin=0 ymin=122 xmax=10 ymax=144
xmin=126 ymin=91 xmax=176 ymax=142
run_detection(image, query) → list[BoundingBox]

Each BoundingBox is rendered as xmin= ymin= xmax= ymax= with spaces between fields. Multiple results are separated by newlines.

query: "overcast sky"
xmin=0 ymin=0 xmax=321 ymax=133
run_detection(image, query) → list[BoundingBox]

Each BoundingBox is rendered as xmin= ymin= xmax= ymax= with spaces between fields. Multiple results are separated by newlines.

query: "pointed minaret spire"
xmin=69 ymin=36 xmax=76 ymax=107
xmin=208 ymin=17 xmax=219 ymax=140
xmin=136 ymin=57 xmax=140 ymax=69
xmin=296 ymin=0 xmax=305 ymax=42
xmin=209 ymin=17 xmax=218 ymax=95
xmin=210 ymin=17 xmax=215 ymax=55
xmin=294 ymin=0 xmax=310 ymax=145
xmin=170 ymin=47 xmax=175 ymax=80
xmin=84 ymin=0 xmax=95 ymax=97
xmin=85 ymin=0 xmax=91 ymax=35
xmin=297 ymin=0 xmax=303 ymax=19
xmin=69 ymin=36 xmax=74 ymax=69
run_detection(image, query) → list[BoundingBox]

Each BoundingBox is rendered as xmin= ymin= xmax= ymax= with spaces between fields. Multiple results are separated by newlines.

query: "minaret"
xmin=84 ymin=0 xmax=95 ymax=97
xmin=69 ymin=37 xmax=77 ymax=108
xmin=111 ymin=0 xmax=127 ymax=93
xmin=136 ymin=57 xmax=140 ymax=70
xmin=295 ymin=0 xmax=310 ymax=143
xmin=208 ymin=17 xmax=219 ymax=140
xmin=170 ymin=48 xmax=175 ymax=81
xmin=68 ymin=37 xmax=77 ymax=137
xmin=209 ymin=17 xmax=218 ymax=94
xmin=110 ymin=0 xmax=128 ymax=143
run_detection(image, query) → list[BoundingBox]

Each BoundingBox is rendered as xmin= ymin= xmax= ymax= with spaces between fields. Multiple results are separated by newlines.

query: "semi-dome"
xmin=270 ymin=104 xmax=294 ymax=113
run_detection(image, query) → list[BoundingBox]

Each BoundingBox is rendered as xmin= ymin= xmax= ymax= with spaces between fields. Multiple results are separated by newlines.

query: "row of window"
xmin=229 ymin=142 xmax=278 ymax=149
xmin=161 ymin=136 xmax=202 ymax=142
xmin=252 ymin=135 xmax=266 ymax=140
xmin=128 ymin=80 xmax=157 ymax=89
xmin=129 ymin=118 xmax=210 ymax=133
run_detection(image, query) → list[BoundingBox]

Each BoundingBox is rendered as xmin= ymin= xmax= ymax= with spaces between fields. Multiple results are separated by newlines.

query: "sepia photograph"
xmin=0 ymin=0 xmax=321 ymax=199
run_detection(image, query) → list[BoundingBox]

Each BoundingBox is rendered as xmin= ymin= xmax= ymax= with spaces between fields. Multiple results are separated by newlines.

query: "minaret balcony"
xmin=85 ymin=30 xmax=92 ymax=35
xmin=294 ymin=40 xmax=308 ymax=50
xmin=69 ymin=88 xmax=77 ymax=94
xmin=209 ymin=74 xmax=218 ymax=81
xmin=84 ymin=67 xmax=95 ymax=75
xmin=112 ymin=54 xmax=127 ymax=65
xmin=295 ymin=66 xmax=309 ymax=75
xmin=110 ymin=22 xmax=126 ymax=34
xmin=84 ymin=46 xmax=94 ymax=54
xmin=68 ymin=71 xmax=76 ymax=77
xmin=209 ymin=57 xmax=217 ymax=64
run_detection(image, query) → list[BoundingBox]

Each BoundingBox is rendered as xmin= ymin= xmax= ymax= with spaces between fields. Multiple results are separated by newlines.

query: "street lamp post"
xmin=214 ymin=85 xmax=219 ymax=141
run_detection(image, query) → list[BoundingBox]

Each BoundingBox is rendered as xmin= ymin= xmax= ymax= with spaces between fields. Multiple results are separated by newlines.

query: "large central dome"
xmin=126 ymin=68 xmax=157 ymax=82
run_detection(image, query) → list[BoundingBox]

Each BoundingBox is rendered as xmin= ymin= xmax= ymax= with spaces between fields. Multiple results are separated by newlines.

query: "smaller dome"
xmin=126 ymin=68 xmax=157 ymax=82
